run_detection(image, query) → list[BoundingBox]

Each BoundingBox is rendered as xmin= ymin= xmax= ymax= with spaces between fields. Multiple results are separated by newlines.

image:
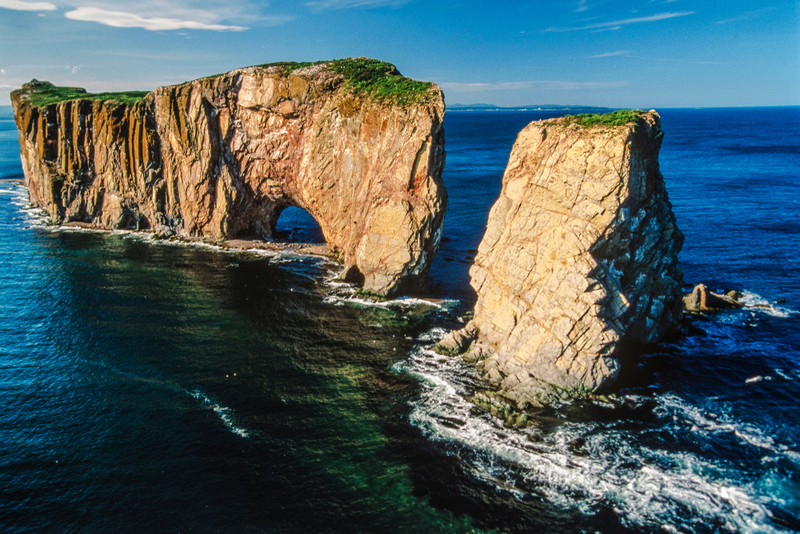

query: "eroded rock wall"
xmin=12 ymin=95 xmax=161 ymax=230
xmin=464 ymin=111 xmax=684 ymax=407
xmin=11 ymin=62 xmax=446 ymax=297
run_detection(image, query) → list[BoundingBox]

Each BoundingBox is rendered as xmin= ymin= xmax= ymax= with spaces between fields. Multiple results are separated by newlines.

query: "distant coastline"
xmin=446 ymin=104 xmax=800 ymax=112
xmin=447 ymin=103 xmax=612 ymax=112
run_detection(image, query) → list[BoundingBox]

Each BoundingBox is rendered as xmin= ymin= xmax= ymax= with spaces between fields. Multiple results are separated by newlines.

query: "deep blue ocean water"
xmin=0 ymin=105 xmax=798 ymax=533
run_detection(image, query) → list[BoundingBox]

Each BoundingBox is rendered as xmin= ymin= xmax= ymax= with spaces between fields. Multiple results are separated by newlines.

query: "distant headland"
xmin=448 ymin=103 xmax=612 ymax=112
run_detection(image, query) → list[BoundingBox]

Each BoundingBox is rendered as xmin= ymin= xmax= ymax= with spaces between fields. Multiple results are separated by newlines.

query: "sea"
xmin=0 ymin=105 xmax=798 ymax=534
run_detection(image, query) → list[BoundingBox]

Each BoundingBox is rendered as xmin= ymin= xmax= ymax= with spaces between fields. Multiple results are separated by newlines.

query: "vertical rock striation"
xmin=11 ymin=60 xmax=447 ymax=297
xmin=454 ymin=111 xmax=684 ymax=407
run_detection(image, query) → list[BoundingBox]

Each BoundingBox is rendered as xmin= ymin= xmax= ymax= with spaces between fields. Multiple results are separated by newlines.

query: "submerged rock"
xmin=455 ymin=111 xmax=685 ymax=408
xmin=11 ymin=59 xmax=446 ymax=297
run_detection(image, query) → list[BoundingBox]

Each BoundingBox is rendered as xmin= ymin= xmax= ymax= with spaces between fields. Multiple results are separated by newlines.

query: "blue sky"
xmin=1 ymin=0 xmax=798 ymax=108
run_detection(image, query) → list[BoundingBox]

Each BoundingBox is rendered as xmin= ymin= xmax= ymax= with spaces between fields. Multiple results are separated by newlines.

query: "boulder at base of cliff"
xmin=460 ymin=110 xmax=685 ymax=409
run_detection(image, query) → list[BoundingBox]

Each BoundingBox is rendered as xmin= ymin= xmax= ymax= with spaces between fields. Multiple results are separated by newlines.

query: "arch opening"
xmin=273 ymin=205 xmax=326 ymax=244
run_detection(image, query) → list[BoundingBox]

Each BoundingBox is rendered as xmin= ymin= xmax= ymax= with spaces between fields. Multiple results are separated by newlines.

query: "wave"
xmin=393 ymin=330 xmax=798 ymax=534
xmin=188 ymin=389 xmax=250 ymax=438
xmin=81 ymin=357 xmax=252 ymax=440
xmin=5 ymin=186 xmax=50 ymax=227
xmin=323 ymin=294 xmax=459 ymax=310
xmin=80 ymin=357 xmax=252 ymax=439
xmin=738 ymin=291 xmax=798 ymax=318
xmin=321 ymin=270 xmax=459 ymax=311
xmin=745 ymin=368 xmax=800 ymax=385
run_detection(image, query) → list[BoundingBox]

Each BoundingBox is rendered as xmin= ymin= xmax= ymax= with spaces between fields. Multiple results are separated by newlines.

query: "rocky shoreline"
xmin=56 ymin=220 xmax=333 ymax=257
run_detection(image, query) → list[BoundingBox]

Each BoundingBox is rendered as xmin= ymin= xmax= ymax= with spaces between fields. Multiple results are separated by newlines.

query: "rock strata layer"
xmin=11 ymin=60 xmax=446 ymax=297
xmin=451 ymin=111 xmax=684 ymax=407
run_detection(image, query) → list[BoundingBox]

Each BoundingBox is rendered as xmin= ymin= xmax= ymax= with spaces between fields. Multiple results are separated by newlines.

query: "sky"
xmin=0 ymin=0 xmax=798 ymax=108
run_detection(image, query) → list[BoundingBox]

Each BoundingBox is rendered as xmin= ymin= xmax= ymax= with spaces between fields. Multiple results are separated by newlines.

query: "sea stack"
xmin=10 ymin=59 xmax=447 ymax=297
xmin=439 ymin=110 xmax=684 ymax=408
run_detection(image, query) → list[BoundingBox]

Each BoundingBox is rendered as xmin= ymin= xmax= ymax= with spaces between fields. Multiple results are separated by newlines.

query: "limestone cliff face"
xmin=463 ymin=111 xmax=683 ymax=407
xmin=11 ymin=61 xmax=446 ymax=297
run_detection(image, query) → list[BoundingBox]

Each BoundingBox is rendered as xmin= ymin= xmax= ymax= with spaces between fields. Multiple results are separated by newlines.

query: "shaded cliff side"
xmin=437 ymin=110 xmax=684 ymax=408
xmin=11 ymin=59 xmax=447 ymax=297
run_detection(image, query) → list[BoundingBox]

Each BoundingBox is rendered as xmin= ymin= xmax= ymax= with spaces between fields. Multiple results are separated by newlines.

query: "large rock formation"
xmin=440 ymin=111 xmax=684 ymax=408
xmin=11 ymin=59 xmax=446 ymax=297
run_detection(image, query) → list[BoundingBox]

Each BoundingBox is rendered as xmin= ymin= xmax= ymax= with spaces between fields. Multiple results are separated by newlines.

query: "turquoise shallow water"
xmin=0 ymin=106 xmax=798 ymax=533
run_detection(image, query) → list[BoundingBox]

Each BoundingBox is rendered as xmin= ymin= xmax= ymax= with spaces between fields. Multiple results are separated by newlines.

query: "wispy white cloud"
xmin=439 ymin=80 xmax=629 ymax=92
xmin=64 ymin=7 xmax=249 ymax=31
xmin=588 ymin=50 xmax=629 ymax=58
xmin=305 ymin=0 xmax=410 ymax=10
xmin=0 ymin=0 xmax=56 ymax=11
xmin=575 ymin=0 xmax=588 ymax=13
xmin=716 ymin=6 xmax=776 ymax=24
xmin=544 ymin=11 xmax=694 ymax=32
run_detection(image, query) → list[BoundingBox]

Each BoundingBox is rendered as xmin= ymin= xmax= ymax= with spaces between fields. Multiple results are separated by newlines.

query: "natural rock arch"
xmin=270 ymin=205 xmax=325 ymax=243
xmin=12 ymin=60 xmax=447 ymax=296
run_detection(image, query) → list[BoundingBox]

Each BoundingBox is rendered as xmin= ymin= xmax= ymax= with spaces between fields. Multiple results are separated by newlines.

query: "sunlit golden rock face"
xmin=443 ymin=111 xmax=684 ymax=407
xmin=11 ymin=62 xmax=447 ymax=297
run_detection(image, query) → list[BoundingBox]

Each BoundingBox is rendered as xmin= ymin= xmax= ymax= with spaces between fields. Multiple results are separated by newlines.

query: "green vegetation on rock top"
xmin=17 ymin=57 xmax=436 ymax=108
xmin=329 ymin=58 xmax=435 ymax=106
xmin=260 ymin=58 xmax=436 ymax=106
xmin=16 ymin=81 xmax=148 ymax=107
xmin=258 ymin=60 xmax=324 ymax=75
xmin=562 ymin=109 xmax=646 ymax=128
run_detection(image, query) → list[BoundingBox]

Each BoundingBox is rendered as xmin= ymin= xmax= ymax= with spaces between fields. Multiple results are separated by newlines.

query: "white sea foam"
xmin=4 ymin=185 xmax=47 ymax=227
xmin=416 ymin=327 xmax=448 ymax=342
xmin=19 ymin=205 xmax=48 ymax=226
xmin=321 ymin=282 xmax=459 ymax=312
xmin=775 ymin=369 xmax=799 ymax=381
xmin=655 ymin=393 xmax=783 ymax=453
xmin=737 ymin=291 xmax=798 ymax=318
xmin=393 ymin=331 xmax=797 ymax=534
xmin=188 ymin=389 xmax=250 ymax=438
xmin=319 ymin=267 xmax=460 ymax=311
xmin=323 ymin=295 xmax=458 ymax=310
xmin=746 ymin=375 xmax=772 ymax=384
